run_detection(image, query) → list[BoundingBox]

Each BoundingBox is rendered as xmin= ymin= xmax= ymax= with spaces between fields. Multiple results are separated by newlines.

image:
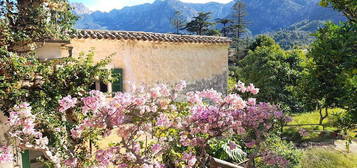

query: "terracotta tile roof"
xmin=73 ymin=30 xmax=231 ymax=44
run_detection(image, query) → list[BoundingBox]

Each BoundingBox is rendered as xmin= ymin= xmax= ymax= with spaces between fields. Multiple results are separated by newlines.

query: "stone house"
xmin=0 ymin=30 xmax=230 ymax=168
xmin=36 ymin=30 xmax=231 ymax=93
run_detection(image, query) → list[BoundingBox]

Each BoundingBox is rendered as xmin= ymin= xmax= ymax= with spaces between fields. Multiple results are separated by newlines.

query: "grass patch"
xmin=289 ymin=108 xmax=345 ymax=126
xmin=298 ymin=147 xmax=357 ymax=168
xmin=282 ymin=109 xmax=347 ymax=142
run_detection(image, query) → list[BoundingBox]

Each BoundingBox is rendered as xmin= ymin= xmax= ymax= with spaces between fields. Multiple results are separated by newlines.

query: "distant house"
xmin=36 ymin=30 xmax=231 ymax=93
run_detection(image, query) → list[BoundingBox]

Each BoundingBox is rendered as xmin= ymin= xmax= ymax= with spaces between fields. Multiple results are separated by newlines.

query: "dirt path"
xmin=334 ymin=139 xmax=357 ymax=153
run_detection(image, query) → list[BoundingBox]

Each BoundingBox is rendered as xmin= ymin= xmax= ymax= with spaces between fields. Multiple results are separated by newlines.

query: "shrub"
xmin=256 ymin=135 xmax=302 ymax=168
xmin=207 ymin=137 xmax=247 ymax=163
xmin=0 ymin=81 xmax=290 ymax=168
xmin=299 ymin=147 xmax=357 ymax=168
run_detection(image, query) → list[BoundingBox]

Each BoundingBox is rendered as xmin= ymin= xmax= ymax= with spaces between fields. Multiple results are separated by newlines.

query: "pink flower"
xmin=199 ymin=89 xmax=222 ymax=103
xmin=245 ymin=141 xmax=256 ymax=148
xmin=70 ymin=128 xmax=82 ymax=139
xmin=235 ymin=81 xmax=247 ymax=93
xmin=182 ymin=152 xmax=197 ymax=167
xmin=156 ymin=114 xmax=171 ymax=127
xmin=59 ymin=95 xmax=77 ymax=112
xmin=64 ymin=158 xmax=78 ymax=168
xmin=150 ymin=87 xmax=162 ymax=99
xmin=186 ymin=92 xmax=202 ymax=105
xmin=158 ymin=84 xmax=170 ymax=97
xmin=175 ymin=80 xmax=187 ymax=91
xmin=81 ymin=90 xmax=105 ymax=113
xmin=247 ymin=98 xmax=256 ymax=106
xmin=151 ymin=144 xmax=162 ymax=155
xmin=95 ymin=148 xmax=117 ymax=166
xmin=0 ymin=146 xmax=13 ymax=163
xmin=224 ymin=94 xmax=246 ymax=109
xmin=262 ymin=151 xmax=289 ymax=168
xmin=228 ymin=141 xmax=237 ymax=150
xmin=247 ymin=84 xmax=259 ymax=95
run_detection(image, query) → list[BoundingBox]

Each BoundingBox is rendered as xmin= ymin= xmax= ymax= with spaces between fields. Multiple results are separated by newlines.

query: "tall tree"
xmin=216 ymin=18 xmax=232 ymax=37
xmin=185 ymin=12 xmax=214 ymax=35
xmin=301 ymin=22 xmax=357 ymax=123
xmin=230 ymin=1 xmax=248 ymax=40
xmin=0 ymin=0 xmax=77 ymax=53
xmin=237 ymin=35 xmax=305 ymax=113
xmin=170 ymin=11 xmax=186 ymax=34
xmin=320 ymin=0 xmax=357 ymax=23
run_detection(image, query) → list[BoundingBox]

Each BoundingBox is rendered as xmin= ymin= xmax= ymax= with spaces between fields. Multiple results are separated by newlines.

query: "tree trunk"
xmin=319 ymin=107 xmax=329 ymax=127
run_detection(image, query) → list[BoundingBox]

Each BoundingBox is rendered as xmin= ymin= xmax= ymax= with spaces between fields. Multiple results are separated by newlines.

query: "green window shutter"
xmin=111 ymin=68 xmax=123 ymax=92
xmin=22 ymin=150 xmax=30 ymax=168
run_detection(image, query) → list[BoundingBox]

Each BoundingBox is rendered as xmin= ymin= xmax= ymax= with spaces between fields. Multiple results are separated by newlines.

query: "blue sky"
xmin=70 ymin=0 xmax=232 ymax=12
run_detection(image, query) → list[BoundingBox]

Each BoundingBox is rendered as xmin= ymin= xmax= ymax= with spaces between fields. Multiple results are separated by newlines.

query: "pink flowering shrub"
xmin=1 ymin=80 xmax=290 ymax=168
xmin=0 ymin=146 xmax=13 ymax=163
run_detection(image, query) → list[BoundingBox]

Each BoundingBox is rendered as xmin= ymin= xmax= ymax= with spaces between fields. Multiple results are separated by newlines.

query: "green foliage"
xmin=230 ymin=1 xmax=248 ymax=40
xmin=257 ymin=135 xmax=302 ymax=168
xmin=287 ymin=20 xmax=326 ymax=32
xmin=331 ymin=112 xmax=356 ymax=131
xmin=205 ymin=29 xmax=221 ymax=36
xmin=236 ymin=35 xmax=305 ymax=112
xmin=270 ymin=30 xmax=315 ymax=50
xmin=185 ymin=12 xmax=215 ymax=35
xmin=216 ymin=18 xmax=233 ymax=37
xmin=0 ymin=0 xmax=77 ymax=52
xmin=248 ymin=35 xmax=276 ymax=51
xmin=227 ymin=76 xmax=237 ymax=93
xmin=319 ymin=0 xmax=357 ymax=23
xmin=0 ymin=50 xmax=111 ymax=115
xmin=208 ymin=138 xmax=247 ymax=163
xmin=299 ymin=147 xmax=357 ymax=168
xmin=300 ymin=22 xmax=357 ymax=120
xmin=290 ymin=108 xmax=345 ymax=126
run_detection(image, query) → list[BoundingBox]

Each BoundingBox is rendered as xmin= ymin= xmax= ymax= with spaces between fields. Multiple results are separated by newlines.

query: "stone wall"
xmin=69 ymin=38 xmax=229 ymax=93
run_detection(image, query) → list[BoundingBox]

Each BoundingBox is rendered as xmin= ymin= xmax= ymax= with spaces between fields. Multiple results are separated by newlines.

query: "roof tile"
xmin=73 ymin=30 xmax=231 ymax=44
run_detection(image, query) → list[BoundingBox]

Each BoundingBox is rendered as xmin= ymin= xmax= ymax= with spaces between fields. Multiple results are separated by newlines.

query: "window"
xmin=89 ymin=68 xmax=123 ymax=94
xmin=111 ymin=68 xmax=123 ymax=92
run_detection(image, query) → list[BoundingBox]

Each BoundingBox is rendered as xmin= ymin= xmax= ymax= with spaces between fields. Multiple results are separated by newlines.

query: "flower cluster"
xmin=261 ymin=151 xmax=289 ymax=168
xmin=235 ymin=81 xmax=260 ymax=95
xmin=7 ymin=102 xmax=61 ymax=167
xmin=59 ymin=95 xmax=77 ymax=113
xmin=0 ymin=146 xmax=13 ymax=163
xmin=8 ymin=103 xmax=48 ymax=148
xmin=5 ymin=80 xmax=290 ymax=168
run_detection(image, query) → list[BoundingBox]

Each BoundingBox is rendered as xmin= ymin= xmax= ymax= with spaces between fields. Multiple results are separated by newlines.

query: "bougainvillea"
xmin=0 ymin=81 xmax=290 ymax=168
xmin=0 ymin=146 xmax=13 ymax=163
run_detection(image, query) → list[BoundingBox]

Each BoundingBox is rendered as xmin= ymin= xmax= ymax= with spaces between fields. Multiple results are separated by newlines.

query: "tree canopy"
xmin=185 ymin=12 xmax=214 ymax=35
xmin=235 ymin=35 xmax=305 ymax=112
xmin=300 ymin=22 xmax=357 ymax=119
xmin=320 ymin=0 xmax=357 ymax=23
xmin=0 ymin=0 xmax=77 ymax=52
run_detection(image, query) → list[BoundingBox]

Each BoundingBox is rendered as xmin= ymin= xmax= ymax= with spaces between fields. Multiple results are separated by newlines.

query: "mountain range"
xmin=72 ymin=0 xmax=345 ymax=35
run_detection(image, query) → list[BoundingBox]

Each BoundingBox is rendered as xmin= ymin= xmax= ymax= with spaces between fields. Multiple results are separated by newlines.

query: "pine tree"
xmin=185 ymin=12 xmax=214 ymax=35
xmin=170 ymin=11 xmax=187 ymax=34
xmin=216 ymin=18 xmax=233 ymax=37
xmin=230 ymin=1 xmax=248 ymax=40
